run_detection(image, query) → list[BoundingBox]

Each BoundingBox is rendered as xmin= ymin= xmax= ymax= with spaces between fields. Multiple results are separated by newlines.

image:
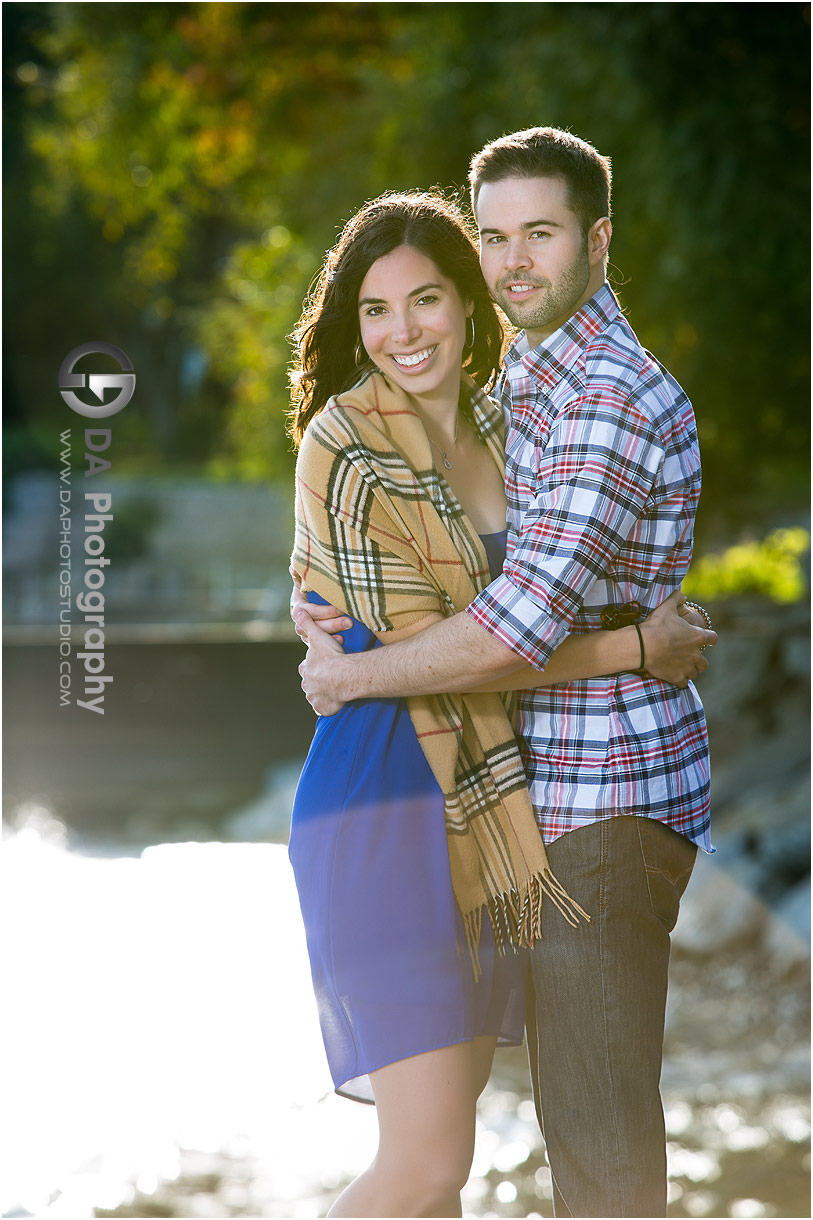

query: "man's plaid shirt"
xmin=467 ymin=284 xmax=712 ymax=851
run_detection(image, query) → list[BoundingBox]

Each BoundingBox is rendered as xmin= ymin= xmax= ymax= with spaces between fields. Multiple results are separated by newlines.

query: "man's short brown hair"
xmin=469 ymin=126 xmax=612 ymax=236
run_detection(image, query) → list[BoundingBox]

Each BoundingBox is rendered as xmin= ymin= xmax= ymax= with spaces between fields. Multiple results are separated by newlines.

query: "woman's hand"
xmin=639 ymin=590 xmax=718 ymax=687
xmin=297 ymin=625 xmax=349 ymax=717
xmin=290 ymin=569 xmax=352 ymax=645
xmin=289 ymin=571 xmax=353 ymax=715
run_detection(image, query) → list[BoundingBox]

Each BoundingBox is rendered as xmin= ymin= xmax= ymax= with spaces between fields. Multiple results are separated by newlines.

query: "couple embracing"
xmin=287 ymin=126 xmax=716 ymax=1218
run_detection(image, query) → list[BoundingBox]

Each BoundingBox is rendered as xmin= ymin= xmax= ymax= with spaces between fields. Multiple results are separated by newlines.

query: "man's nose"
xmin=503 ymin=238 xmax=532 ymax=271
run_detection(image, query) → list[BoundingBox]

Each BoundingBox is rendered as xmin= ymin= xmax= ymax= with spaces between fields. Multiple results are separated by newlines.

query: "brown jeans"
xmin=525 ymin=815 xmax=697 ymax=1217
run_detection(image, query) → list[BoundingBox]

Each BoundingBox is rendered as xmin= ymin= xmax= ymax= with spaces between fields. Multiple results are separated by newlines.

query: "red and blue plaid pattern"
xmin=467 ymin=285 xmax=712 ymax=851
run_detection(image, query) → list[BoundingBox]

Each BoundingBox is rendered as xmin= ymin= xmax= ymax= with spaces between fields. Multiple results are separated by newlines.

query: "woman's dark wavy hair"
xmin=287 ymin=190 xmax=504 ymax=447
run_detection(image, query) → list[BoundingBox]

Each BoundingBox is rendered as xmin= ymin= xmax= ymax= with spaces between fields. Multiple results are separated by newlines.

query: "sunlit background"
xmin=3 ymin=3 xmax=810 ymax=1218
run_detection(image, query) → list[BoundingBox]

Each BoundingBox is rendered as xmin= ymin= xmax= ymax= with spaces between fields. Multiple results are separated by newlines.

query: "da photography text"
xmin=57 ymin=342 xmax=135 ymax=715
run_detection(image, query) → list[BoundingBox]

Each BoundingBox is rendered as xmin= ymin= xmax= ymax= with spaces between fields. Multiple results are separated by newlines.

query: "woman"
xmin=287 ymin=191 xmax=706 ymax=1218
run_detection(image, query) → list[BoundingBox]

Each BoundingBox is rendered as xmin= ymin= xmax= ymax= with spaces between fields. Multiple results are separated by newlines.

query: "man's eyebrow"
xmin=359 ymin=282 xmax=443 ymax=306
xmin=479 ymin=219 xmax=563 ymax=235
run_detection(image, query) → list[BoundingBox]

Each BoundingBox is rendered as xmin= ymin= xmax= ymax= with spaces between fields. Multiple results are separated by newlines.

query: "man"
xmin=296 ymin=127 xmax=714 ymax=1217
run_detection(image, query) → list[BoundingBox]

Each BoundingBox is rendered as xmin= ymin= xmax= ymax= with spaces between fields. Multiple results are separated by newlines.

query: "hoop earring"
xmin=465 ymin=316 xmax=475 ymax=351
xmin=354 ymin=342 xmax=366 ymax=367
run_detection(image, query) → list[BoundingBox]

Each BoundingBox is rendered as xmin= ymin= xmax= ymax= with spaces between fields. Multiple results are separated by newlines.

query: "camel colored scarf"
xmin=291 ymin=369 xmax=588 ymax=974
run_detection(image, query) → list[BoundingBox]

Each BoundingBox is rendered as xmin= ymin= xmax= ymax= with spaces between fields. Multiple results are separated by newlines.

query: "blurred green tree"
xmin=684 ymin=527 xmax=810 ymax=604
xmin=3 ymin=2 xmax=809 ymax=539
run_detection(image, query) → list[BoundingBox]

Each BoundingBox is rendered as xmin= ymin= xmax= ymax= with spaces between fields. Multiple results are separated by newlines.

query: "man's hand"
xmin=640 ymin=591 xmax=718 ymax=687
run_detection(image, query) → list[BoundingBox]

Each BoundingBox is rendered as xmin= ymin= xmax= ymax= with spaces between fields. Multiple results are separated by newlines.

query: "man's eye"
xmin=530 ymin=230 xmax=551 ymax=240
xmin=485 ymin=235 xmax=506 ymax=245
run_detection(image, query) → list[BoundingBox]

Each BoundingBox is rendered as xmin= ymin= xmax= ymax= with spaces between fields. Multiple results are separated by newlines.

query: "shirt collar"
xmin=503 ymin=282 xmax=621 ymax=388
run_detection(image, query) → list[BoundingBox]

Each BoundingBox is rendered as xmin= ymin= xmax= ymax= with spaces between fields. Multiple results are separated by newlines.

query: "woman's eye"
xmin=416 ymin=294 xmax=438 ymax=306
xmin=364 ymin=305 xmax=386 ymax=317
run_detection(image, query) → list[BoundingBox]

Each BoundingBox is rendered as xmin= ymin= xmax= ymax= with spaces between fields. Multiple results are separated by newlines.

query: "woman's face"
xmin=357 ymin=244 xmax=472 ymax=408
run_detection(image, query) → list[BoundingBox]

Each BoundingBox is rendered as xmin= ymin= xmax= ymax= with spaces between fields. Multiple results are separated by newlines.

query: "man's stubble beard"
xmin=495 ymin=246 xmax=592 ymax=334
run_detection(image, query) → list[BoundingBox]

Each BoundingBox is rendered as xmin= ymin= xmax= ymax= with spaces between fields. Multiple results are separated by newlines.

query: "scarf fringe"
xmin=463 ymin=906 xmax=484 ymax=982
xmin=521 ymin=867 xmax=591 ymax=941
xmin=463 ymin=868 xmax=591 ymax=981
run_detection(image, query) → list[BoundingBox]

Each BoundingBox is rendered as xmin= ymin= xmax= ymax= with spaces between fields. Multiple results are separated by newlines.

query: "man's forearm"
xmin=333 ymin=611 xmax=524 ymax=701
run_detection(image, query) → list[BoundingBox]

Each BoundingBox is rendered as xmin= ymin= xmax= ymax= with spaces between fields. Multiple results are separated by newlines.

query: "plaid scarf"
xmin=292 ymin=369 xmax=588 ymax=974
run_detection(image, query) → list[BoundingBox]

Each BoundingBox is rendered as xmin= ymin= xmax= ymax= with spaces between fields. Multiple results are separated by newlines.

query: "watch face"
xmin=601 ymin=601 xmax=642 ymax=630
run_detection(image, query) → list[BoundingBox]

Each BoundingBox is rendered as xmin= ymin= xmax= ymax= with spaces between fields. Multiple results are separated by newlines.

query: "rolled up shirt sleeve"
xmin=467 ymin=388 xmax=666 ymax=670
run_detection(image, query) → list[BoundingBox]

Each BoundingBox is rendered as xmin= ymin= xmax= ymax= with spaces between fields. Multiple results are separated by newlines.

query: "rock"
xmin=709 ymin=787 xmax=810 ymax=905
xmin=709 ymin=726 xmax=810 ymax=823
xmin=759 ymin=820 xmax=811 ymax=901
xmin=697 ymin=633 xmax=767 ymax=727
xmin=224 ymin=759 xmax=305 ymax=842
xmin=765 ymin=879 xmax=811 ymax=969
xmin=759 ymin=771 xmax=812 ymax=831
xmin=783 ymin=633 xmax=811 ymax=681
xmin=673 ymin=855 xmax=766 ymax=955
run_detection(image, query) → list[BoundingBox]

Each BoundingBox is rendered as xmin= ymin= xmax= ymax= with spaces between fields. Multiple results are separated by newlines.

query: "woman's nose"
xmin=391 ymin=310 xmax=421 ymax=344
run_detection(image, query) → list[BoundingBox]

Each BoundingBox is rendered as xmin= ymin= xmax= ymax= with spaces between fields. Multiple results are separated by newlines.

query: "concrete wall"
xmin=4 ymin=471 xmax=295 ymax=625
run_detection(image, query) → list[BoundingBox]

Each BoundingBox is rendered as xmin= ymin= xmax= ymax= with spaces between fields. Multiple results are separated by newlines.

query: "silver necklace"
xmin=426 ymin=412 xmax=459 ymax=470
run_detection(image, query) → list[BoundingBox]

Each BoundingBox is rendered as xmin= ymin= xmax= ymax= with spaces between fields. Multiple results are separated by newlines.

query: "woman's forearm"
xmin=464 ymin=625 xmax=640 ymax=692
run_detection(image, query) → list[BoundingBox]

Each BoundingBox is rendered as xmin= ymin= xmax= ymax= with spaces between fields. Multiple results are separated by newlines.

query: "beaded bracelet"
xmin=681 ymin=600 xmax=714 ymax=650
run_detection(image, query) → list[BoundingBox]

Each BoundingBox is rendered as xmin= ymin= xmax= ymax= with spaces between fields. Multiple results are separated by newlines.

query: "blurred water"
xmin=2 ymin=817 xmax=376 ymax=1219
xmin=2 ymin=804 xmax=809 ymax=1220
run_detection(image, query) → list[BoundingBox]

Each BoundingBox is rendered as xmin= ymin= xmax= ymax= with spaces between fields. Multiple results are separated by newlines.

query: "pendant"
xmin=442 ymin=454 xmax=452 ymax=470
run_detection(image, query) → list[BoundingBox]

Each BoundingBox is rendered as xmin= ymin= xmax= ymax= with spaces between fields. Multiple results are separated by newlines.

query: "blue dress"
xmin=288 ymin=531 xmax=525 ymax=1103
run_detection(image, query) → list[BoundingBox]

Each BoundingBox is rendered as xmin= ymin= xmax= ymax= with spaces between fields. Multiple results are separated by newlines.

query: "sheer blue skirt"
xmin=288 ymin=585 xmax=525 ymax=1103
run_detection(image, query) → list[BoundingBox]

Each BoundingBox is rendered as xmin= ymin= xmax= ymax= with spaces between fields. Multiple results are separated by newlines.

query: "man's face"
xmin=476 ymin=175 xmax=600 ymax=346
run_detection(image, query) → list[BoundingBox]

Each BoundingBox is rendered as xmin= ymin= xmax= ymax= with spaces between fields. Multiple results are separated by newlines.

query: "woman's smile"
xmin=390 ymin=344 xmax=438 ymax=371
xmin=358 ymin=245 xmax=471 ymax=408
